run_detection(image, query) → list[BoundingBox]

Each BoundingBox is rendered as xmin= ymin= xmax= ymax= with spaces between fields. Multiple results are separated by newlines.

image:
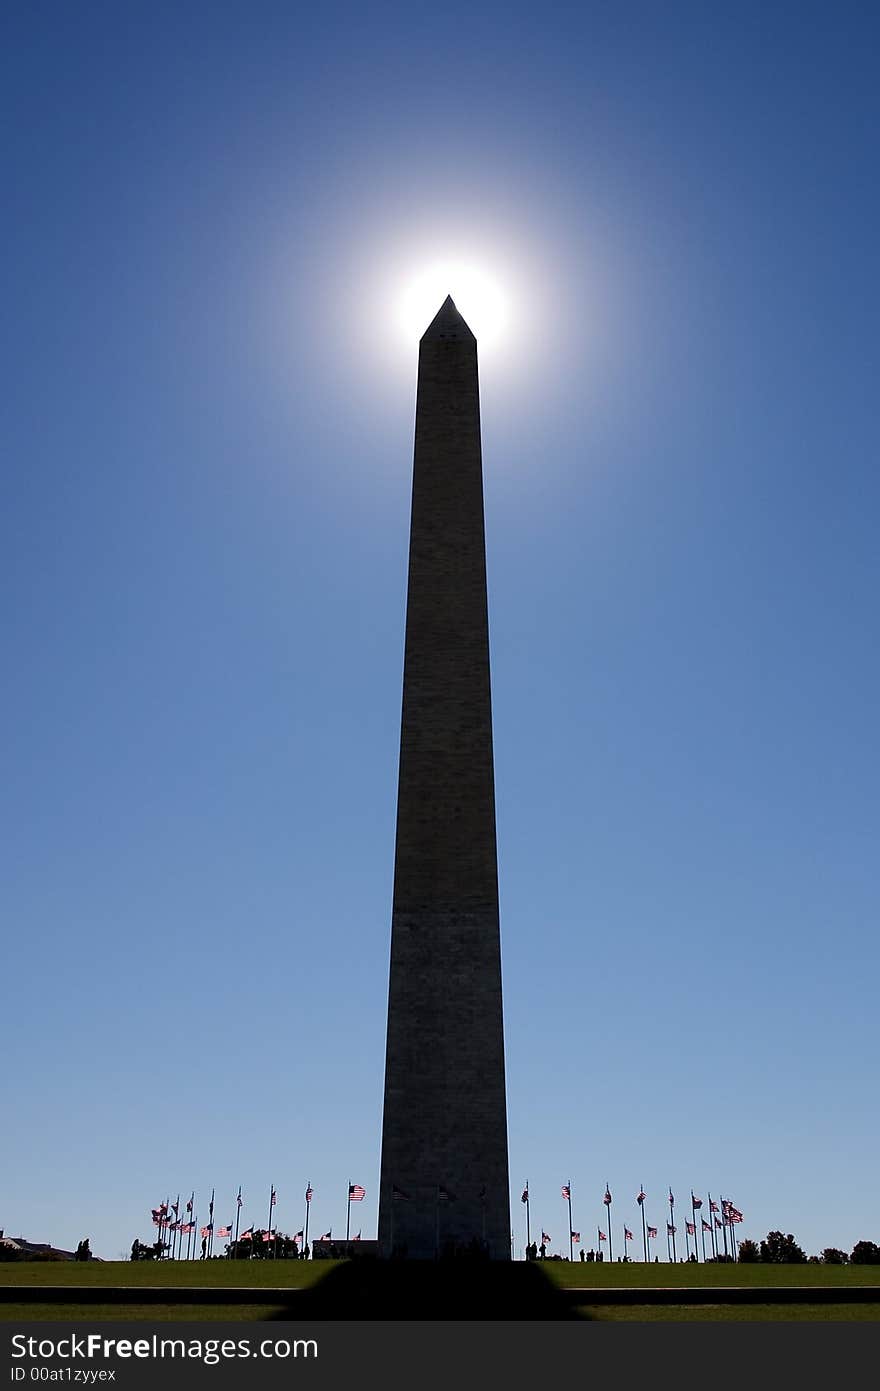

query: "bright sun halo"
xmin=398 ymin=261 xmax=509 ymax=350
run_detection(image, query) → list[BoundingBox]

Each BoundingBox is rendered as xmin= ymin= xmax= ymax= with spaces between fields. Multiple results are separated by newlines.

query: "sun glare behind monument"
xmin=397 ymin=261 xmax=508 ymax=350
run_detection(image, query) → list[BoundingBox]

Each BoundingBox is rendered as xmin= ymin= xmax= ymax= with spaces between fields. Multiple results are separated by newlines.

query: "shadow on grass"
xmin=267 ymin=1259 xmax=590 ymax=1321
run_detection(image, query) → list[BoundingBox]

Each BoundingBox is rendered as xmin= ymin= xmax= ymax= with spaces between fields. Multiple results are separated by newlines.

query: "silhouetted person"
xmin=539 ymin=1242 xmax=546 ymax=1260
xmin=201 ymin=1236 xmax=207 ymax=1259
xmin=579 ymin=1248 xmax=585 ymax=1261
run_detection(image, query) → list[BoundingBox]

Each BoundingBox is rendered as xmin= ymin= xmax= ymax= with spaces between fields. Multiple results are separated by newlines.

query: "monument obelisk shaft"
xmin=378 ymin=297 xmax=510 ymax=1259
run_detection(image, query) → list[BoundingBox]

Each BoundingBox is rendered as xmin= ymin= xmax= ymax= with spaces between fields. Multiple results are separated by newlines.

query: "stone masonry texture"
xmin=377 ymin=297 xmax=511 ymax=1259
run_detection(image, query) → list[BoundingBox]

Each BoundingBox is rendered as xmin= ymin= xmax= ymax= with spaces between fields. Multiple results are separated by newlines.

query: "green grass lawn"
xmin=586 ymin=1303 xmax=880 ymax=1321
xmin=3 ymin=1261 xmax=880 ymax=1322
xmin=543 ymin=1262 xmax=880 ymax=1289
xmin=0 ymin=1304 xmax=288 ymax=1322
xmin=4 ymin=1260 xmax=878 ymax=1292
xmin=0 ymin=1261 xmax=333 ymax=1289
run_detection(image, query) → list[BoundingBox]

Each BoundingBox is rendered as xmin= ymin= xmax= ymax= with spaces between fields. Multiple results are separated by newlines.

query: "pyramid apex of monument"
xmin=421 ymin=295 xmax=476 ymax=343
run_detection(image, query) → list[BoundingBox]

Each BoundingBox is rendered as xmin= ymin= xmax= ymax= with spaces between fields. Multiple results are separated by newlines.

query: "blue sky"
xmin=3 ymin=1 xmax=878 ymax=1260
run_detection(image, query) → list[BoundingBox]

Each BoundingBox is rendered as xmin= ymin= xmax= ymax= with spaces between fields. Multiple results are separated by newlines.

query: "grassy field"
xmin=0 ymin=1304 xmax=288 ymax=1321
xmin=2 ymin=1261 xmax=879 ymax=1322
xmin=4 ymin=1259 xmax=879 ymax=1291
xmin=0 ymin=1261 xmax=331 ymax=1289
xmin=544 ymin=1262 xmax=880 ymax=1289
xmin=585 ymin=1303 xmax=880 ymax=1321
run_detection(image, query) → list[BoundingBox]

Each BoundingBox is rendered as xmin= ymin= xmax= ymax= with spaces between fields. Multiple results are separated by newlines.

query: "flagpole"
xmin=720 ymin=1195 xmax=728 ymax=1259
xmin=606 ymin=1186 xmax=613 ymax=1264
xmin=646 ymin=1224 xmax=652 ymax=1262
xmin=525 ymin=1183 xmax=531 ymax=1255
xmin=567 ymin=1181 xmax=573 ymax=1264
xmin=640 ymin=1188 xmax=647 ymax=1263
xmin=267 ymin=1185 xmax=274 ymax=1258
xmin=346 ymin=1181 xmax=351 ymax=1243
xmin=233 ymin=1187 xmax=241 ymax=1255
xmin=708 ymin=1192 xmax=718 ymax=1259
xmin=187 ymin=1193 xmax=194 ymax=1261
xmin=700 ymin=1216 xmax=708 ymax=1262
xmin=669 ymin=1190 xmax=676 ymax=1262
xmin=691 ymin=1195 xmax=699 ymax=1262
xmin=597 ymin=1225 xmax=602 ymax=1261
xmin=304 ymin=1183 xmax=311 ymax=1260
xmin=208 ymin=1187 xmax=215 ymax=1259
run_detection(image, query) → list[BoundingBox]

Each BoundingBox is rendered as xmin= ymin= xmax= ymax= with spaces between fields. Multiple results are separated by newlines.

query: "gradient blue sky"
xmin=3 ymin=1 xmax=878 ymax=1260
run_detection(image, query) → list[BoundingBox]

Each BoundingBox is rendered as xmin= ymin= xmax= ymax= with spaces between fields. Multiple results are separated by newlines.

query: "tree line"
xmin=737 ymin=1233 xmax=880 ymax=1264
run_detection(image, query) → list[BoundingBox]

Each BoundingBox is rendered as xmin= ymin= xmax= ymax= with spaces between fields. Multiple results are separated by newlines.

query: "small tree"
xmin=821 ymin=1248 xmax=848 ymax=1264
xmin=759 ymin=1231 xmax=806 ymax=1263
xmin=851 ymin=1240 xmax=880 ymax=1265
xmin=737 ymin=1239 xmax=760 ymax=1263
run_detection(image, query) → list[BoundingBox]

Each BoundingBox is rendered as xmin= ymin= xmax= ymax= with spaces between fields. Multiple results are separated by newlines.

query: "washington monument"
xmin=377 ymin=296 xmax=511 ymax=1259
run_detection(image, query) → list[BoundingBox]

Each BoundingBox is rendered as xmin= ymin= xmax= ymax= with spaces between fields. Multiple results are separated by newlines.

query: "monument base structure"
xmin=377 ymin=298 xmax=511 ymax=1260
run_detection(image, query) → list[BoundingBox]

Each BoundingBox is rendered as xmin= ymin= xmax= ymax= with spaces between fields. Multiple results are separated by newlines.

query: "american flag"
xmin=186 ymin=1198 xmax=193 ymax=1214
xmin=270 ymin=1188 xmax=277 ymax=1206
xmin=521 ymin=1187 xmax=529 ymax=1204
xmin=715 ymin=1217 xmax=723 ymax=1229
xmin=349 ymin=1184 xmax=366 ymax=1201
xmin=561 ymin=1184 xmax=570 ymax=1200
xmin=353 ymin=1232 xmax=361 ymax=1241
xmin=598 ymin=1230 xmax=606 ymax=1241
xmin=171 ymin=1202 xmax=179 ymax=1217
xmin=319 ymin=1231 xmax=331 ymax=1241
xmin=603 ymin=1186 xmax=612 ymax=1205
xmin=240 ymin=1228 xmax=253 ymax=1240
xmin=571 ymin=1230 xmax=580 ymax=1243
xmin=667 ymin=1222 xmax=676 ymax=1235
xmin=686 ymin=1221 xmax=695 ymax=1235
xmin=181 ymin=1222 xmax=194 ymax=1234
xmin=647 ymin=1226 xmax=658 ymax=1239
xmin=294 ymin=1230 xmax=304 ymax=1241
xmin=668 ymin=1189 xmax=674 ymax=1206
xmin=637 ymin=1188 xmax=646 ymax=1205
xmin=541 ymin=1231 xmax=551 ymax=1244
xmin=624 ymin=1227 xmax=633 ymax=1241
xmin=200 ymin=1226 xmax=211 ymax=1238
xmin=710 ymin=1200 xmax=719 ymax=1213
xmin=702 ymin=1219 xmax=712 ymax=1232
xmin=692 ymin=1195 xmax=703 ymax=1209
xmin=218 ymin=1226 xmax=232 ymax=1238
xmin=728 ymin=1206 xmax=744 ymax=1223
xmin=237 ymin=1189 xmax=242 ymax=1208
xmin=305 ymin=1185 xmax=313 ymax=1204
